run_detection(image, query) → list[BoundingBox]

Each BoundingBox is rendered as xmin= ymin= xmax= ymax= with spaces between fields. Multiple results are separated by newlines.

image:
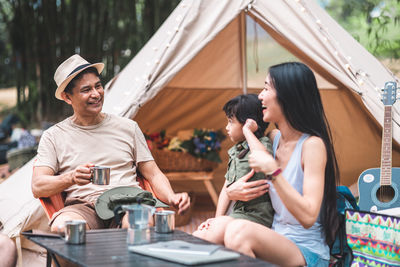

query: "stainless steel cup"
xmin=154 ymin=210 xmax=175 ymax=233
xmin=65 ymin=220 xmax=86 ymax=244
xmin=90 ymin=166 xmax=110 ymax=185
xmin=122 ymin=204 xmax=154 ymax=245
xmin=127 ymin=228 xmax=150 ymax=246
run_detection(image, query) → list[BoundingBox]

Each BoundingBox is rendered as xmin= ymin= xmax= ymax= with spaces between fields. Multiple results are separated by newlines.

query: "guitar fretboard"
xmin=380 ymin=105 xmax=393 ymax=185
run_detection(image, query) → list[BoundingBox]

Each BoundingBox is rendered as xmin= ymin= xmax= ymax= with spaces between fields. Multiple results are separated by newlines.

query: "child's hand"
xmin=243 ymin=119 xmax=258 ymax=133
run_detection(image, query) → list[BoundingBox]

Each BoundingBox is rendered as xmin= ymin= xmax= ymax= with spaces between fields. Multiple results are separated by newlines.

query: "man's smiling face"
xmin=65 ymin=72 xmax=104 ymax=117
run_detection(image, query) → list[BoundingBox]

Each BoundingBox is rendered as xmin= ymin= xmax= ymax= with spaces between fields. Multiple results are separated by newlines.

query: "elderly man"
xmin=32 ymin=55 xmax=190 ymax=232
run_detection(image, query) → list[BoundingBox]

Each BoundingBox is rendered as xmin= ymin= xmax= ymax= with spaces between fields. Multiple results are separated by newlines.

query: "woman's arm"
xmin=249 ymin=136 xmax=326 ymax=228
xmin=225 ymin=170 xmax=269 ymax=201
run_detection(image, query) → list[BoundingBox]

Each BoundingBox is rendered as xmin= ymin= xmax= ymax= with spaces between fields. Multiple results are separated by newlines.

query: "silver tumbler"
xmin=155 ymin=210 xmax=175 ymax=233
xmin=65 ymin=220 xmax=86 ymax=244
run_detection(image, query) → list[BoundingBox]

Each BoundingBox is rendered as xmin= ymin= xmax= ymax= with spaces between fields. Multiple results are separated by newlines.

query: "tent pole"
xmin=240 ymin=11 xmax=248 ymax=95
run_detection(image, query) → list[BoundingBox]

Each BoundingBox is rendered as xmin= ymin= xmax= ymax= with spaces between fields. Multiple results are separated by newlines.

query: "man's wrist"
xmin=66 ymin=172 xmax=75 ymax=186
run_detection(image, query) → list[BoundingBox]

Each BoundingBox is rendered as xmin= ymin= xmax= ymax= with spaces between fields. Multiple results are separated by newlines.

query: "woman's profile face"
xmin=258 ymin=74 xmax=282 ymax=123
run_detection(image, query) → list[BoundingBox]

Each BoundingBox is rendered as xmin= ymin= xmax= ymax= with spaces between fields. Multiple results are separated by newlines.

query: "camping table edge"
xmin=23 ymin=228 xmax=274 ymax=267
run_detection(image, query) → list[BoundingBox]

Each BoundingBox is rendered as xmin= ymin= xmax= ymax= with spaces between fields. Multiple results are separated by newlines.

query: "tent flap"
xmin=102 ymin=0 xmax=400 ymax=189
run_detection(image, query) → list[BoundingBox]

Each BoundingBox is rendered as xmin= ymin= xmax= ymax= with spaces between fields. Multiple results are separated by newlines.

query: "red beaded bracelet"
xmin=267 ymin=168 xmax=282 ymax=181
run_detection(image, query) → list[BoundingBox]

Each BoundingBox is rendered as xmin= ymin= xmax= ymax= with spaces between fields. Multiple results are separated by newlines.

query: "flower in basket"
xmin=179 ymin=129 xmax=226 ymax=163
xmin=144 ymin=130 xmax=170 ymax=150
xmin=167 ymin=137 xmax=184 ymax=151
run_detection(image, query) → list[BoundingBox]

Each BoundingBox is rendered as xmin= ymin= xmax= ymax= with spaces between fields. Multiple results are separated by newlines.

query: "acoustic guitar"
xmin=358 ymin=81 xmax=400 ymax=212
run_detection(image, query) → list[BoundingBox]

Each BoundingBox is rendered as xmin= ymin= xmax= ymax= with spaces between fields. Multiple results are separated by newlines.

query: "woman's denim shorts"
xmin=297 ymin=244 xmax=329 ymax=267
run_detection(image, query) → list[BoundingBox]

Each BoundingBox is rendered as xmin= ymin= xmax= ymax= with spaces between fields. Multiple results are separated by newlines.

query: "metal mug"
xmin=154 ymin=210 xmax=175 ymax=233
xmin=120 ymin=204 xmax=155 ymax=245
xmin=90 ymin=166 xmax=110 ymax=185
xmin=65 ymin=220 xmax=86 ymax=244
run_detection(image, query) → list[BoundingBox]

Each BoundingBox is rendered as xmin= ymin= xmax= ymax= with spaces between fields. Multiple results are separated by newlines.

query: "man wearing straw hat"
xmin=32 ymin=54 xmax=190 ymax=231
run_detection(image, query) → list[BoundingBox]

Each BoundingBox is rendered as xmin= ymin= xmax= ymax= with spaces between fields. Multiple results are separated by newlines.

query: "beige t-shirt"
xmin=34 ymin=113 xmax=153 ymax=203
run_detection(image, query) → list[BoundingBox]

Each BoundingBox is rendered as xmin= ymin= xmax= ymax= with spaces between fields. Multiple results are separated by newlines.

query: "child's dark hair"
xmin=223 ymin=94 xmax=268 ymax=138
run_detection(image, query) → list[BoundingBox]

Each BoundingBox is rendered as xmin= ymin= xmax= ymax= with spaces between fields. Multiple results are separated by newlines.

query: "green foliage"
xmin=0 ymin=0 xmax=180 ymax=125
xmin=0 ymin=1 xmax=14 ymax=87
xmin=321 ymin=0 xmax=400 ymax=58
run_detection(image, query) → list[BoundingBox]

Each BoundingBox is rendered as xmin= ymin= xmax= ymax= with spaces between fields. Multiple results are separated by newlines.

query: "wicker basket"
xmin=151 ymin=149 xmax=218 ymax=172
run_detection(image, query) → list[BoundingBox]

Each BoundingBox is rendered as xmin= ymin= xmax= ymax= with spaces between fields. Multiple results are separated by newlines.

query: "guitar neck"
xmin=380 ymin=105 xmax=393 ymax=185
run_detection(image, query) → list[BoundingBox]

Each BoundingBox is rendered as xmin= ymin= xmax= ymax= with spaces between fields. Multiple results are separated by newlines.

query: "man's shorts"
xmin=50 ymin=198 xmax=118 ymax=229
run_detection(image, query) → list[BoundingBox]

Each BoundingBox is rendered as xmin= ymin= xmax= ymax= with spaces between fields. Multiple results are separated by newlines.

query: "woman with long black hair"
xmin=224 ymin=62 xmax=339 ymax=266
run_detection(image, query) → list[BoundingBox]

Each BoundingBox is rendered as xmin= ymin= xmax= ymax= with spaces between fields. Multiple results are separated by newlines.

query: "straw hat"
xmin=54 ymin=54 xmax=104 ymax=100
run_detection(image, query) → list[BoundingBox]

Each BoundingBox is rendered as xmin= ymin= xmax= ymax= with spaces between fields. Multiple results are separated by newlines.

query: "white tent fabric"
xmin=103 ymin=0 xmax=400 ymax=142
xmin=0 ymin=159 xmax=44 ymax=238
xmin=104 ymin=0 xmax=251 ymax=116
xmin=0 ymin=158 xmax=48 ymax=266
xmin=250 ymin=0 xmax=400 ymax=138
xmin=103 ymin=0 xmax=400 ymax=190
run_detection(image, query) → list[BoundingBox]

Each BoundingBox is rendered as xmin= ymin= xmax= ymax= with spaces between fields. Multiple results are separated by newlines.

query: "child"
xmin=192 ymin=94 xmax=274 ymax=245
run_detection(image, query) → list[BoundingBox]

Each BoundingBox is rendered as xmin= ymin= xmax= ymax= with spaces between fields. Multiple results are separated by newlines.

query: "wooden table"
xmin=23 ymin=228 xmax=274 ymax=267
xmin=165 ymin=171 xmax=219 ymax=207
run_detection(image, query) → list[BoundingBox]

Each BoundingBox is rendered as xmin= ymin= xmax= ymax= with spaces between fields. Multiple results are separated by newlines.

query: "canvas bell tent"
xmin=103 ymin=0 xmax=400 ymax=191
xmin=1 ymin=0 xmax=400 ymax=265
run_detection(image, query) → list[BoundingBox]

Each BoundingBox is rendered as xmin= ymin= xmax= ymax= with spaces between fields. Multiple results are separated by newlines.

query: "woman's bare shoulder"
xmin=304 ymin=135 xmax=325 ymax=148
xmin=303 ymin=136 xmax=327 ymax=160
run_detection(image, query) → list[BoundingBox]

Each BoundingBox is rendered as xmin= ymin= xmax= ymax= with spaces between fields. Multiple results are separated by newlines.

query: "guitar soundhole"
xmin=376 ymin=185 xmax=395 ymax=203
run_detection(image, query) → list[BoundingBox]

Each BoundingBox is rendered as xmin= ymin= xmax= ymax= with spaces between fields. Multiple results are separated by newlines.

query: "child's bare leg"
xmin=192 ymin=216 xmax=234 ymax=245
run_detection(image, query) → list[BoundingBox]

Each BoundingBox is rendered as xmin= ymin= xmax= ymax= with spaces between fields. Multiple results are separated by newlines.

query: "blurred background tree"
xmin=320 ymin=0 xmax=400 ymax=58
xmin=0 ymin=0 xmax=179 ymax=126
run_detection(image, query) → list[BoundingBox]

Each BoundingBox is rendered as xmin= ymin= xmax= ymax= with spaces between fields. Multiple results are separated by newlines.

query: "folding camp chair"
xmin=39 ymin=174 xmax=157 ymax=220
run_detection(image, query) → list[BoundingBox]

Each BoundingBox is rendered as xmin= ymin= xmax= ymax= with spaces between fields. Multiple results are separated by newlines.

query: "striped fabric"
xmin=345 ymin=209 xmax=400 ymax=267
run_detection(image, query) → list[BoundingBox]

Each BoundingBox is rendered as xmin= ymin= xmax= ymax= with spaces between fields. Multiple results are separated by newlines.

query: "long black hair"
xmin=223 ymin=94 xmax=269 ymax=138
xmin=269 ymin=62 xmax=339 ymax=246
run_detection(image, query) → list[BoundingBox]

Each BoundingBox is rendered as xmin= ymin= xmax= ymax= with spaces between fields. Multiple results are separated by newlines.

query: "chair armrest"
xmin=39 ymin=174 xmax=158 ymax=220
xmin=39 ymin=193 xmax=65 ymax=220
xmin=34 ymin=160 xmax=65 ymax=220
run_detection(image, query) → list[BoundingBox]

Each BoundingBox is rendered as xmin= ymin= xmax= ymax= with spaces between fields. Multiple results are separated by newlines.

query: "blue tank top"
xmin=270 ymin=131 xmax=329 ymax=260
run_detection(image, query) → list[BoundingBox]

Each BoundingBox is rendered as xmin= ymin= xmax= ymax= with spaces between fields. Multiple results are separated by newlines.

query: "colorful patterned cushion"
xmin=345 ymin=209 xmax=400 ymax=267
